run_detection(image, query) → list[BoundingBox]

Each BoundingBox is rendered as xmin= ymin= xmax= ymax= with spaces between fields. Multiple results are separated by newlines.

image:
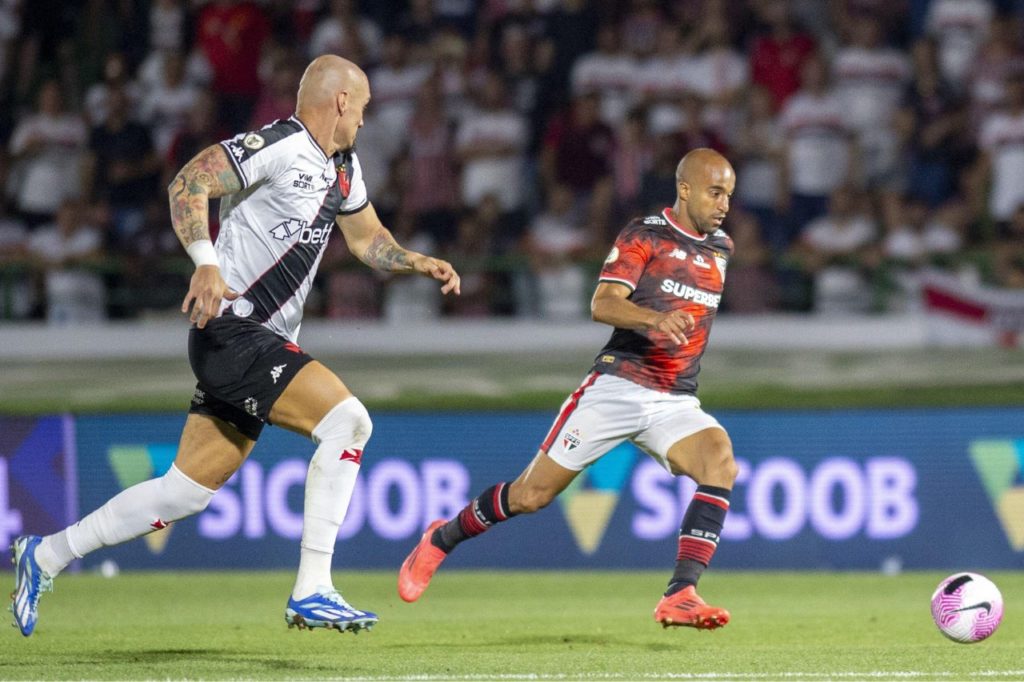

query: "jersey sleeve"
xmin=219 ymin=129 xmax=294 ymax=189
xmin=598 ymin=225 xmax=651 ymax=292
xmin=339 ymin=152 xmax=368 ymax=215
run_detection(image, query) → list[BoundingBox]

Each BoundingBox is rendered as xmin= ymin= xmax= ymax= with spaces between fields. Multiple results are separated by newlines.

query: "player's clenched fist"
xmin=649 ymin=310 xmax=695 ymax=346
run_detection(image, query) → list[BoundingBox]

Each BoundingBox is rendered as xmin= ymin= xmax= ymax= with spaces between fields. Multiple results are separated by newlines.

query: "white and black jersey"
xmin=215 ymin=116 xmax=368 ymax=342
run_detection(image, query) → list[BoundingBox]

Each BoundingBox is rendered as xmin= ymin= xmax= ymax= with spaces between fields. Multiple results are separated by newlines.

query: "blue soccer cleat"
xmin=9 ymin=535 xmax=53 ymax=637
xmin=285 ymin=587 xmax=378 ymax=633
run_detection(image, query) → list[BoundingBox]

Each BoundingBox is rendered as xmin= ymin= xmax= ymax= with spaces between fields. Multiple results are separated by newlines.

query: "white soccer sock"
xmin=37 ymin=464 xmax=215 ymax=576
xmin=292 ymin=397 xmax=372 ymax=600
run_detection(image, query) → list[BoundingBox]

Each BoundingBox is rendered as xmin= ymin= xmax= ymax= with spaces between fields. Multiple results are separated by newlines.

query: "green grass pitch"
xmin=2 ymin=570 xmax=1022 ymax=680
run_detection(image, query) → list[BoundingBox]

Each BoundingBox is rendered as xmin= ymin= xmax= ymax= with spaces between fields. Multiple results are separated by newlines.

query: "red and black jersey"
xmin=591 ymin=208 xmax=734 ymax=395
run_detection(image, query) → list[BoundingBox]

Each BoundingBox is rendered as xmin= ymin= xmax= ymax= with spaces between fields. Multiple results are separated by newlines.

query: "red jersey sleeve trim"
xmin=598 ymin=276 xmax=637 ymax=292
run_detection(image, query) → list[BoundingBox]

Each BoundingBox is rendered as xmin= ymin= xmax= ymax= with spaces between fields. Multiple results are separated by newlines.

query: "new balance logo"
xmin=270 ymin=364 xmax=287 ymax=384
xmin=669 ymin=249 xmax=688 ymax=261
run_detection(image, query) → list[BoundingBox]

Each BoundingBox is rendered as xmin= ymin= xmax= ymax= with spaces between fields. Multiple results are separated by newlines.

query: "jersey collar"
xmin=290 ymin=115 xmax=329 ymax=163
xmin=662 ymin=208 xmax=707 ymax=241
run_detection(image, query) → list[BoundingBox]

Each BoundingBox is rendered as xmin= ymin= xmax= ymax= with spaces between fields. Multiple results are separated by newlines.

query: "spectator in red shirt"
xmin=195 ymin=0 xmax=271 ymax=130
xmin=749 ymin=0 xmax=818 ymax=111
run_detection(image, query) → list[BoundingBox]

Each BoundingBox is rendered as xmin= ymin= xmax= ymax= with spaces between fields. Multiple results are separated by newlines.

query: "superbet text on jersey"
xmin=593 ymin=208 xmax=733 ymax=395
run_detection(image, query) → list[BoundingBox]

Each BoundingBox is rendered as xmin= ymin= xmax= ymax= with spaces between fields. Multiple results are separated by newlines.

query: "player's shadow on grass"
xmin=383 ymin=633 xmax=678 ymax=652
xmin=73 ymin=649 xmax=338 ymax=674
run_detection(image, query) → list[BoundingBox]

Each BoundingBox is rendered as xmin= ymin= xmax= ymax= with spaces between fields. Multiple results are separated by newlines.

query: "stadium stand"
xmin=1 ymin=0 xmax=1023 ymax=325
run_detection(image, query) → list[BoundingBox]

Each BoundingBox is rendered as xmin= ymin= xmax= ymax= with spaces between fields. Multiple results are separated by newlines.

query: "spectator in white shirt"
xmin=139 ymin=51 xmax=200 ymax=156
xmin=455 ymin=71 xmax=528 ymax=215
xmin=83 ymin=51 xmax=142 ymax=127
xmin=792 ymin=184 xmax=879 ymax=314
xmin=523 ymin=183 xmax=591 ymax=319
xmin=925 ymin=0 xmax=995 ymax=92
xmin=8 ymin=80 xmax=88 ymax=227
xmin=778 ymin=55 xmax=857 ymax=247
xmin=366 ymin=33 xmax=433 ymax=167
xmin=978 ymin=74 xmax=1024 ymax=227
xmin=27 ymin=199 xmax=107 ymax=324
xmin=570 ymin=24 xmax=638 ymax=127
xmin=832 ymin=13 xmax=912 ymax=187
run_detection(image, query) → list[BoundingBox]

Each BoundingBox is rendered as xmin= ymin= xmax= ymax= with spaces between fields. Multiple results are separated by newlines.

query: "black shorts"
xmin=187 ymin=315 xmax=314 ymax=440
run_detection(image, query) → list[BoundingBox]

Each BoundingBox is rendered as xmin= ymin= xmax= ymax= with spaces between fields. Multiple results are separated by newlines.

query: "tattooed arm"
xmin=338 ymin=203 xmax=461 ymax=295
xmin=168 ymin=144 xmax=243 ymax=247
xmin=168 ymin=144 xmax=242 ymax=327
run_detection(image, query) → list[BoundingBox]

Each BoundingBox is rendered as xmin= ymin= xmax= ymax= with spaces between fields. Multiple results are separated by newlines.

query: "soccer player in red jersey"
xmin=399 ymin=148 xmax=738 ymax=629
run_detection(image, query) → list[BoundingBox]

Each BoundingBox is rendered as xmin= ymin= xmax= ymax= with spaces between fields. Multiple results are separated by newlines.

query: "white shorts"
xmin=540 ymin=372 xmax=724 ymax=472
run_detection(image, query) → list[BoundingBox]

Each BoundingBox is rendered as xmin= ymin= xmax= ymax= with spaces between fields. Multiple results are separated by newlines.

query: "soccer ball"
xmin=930 ymin=573 xmax=1004 ymax=643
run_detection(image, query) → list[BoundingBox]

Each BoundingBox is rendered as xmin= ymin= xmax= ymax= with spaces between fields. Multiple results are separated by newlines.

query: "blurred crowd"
xmin=2 ymin=0 xmax=1024 ymax=324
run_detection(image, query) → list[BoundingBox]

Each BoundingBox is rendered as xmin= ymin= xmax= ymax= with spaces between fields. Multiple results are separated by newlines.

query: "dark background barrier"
xmin=3 ymin=409 xmax=1023 ymax=571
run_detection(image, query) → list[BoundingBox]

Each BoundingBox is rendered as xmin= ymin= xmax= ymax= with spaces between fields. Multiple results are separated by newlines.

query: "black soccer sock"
xmin=666 ymin=485 xmax=731 ymax=595
xmin=431 ymin=482 xmax=517 ymax=553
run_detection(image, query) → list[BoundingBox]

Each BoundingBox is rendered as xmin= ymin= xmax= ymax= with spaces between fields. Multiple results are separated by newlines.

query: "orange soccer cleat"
xmin=398 ymin=520 xmax=448 ymax=603
xmin=653 ymin=585 xmax=730 ymax=629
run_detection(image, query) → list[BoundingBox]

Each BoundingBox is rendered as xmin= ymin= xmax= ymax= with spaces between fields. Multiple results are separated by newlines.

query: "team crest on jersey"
xmin=562 ymin=428 xmax=582 ymax=451
xmin=336 ymin=162 xmax=351 ymax=197
xmin=604 ymin=246 xmax=619 ymax=264
xmin=714 ymin=255 xmax=728 ymax=282
xmin=244 ymin=396 xmax=259 ymax=416
xmin=243 ymin=133 xmax=265 ymax=150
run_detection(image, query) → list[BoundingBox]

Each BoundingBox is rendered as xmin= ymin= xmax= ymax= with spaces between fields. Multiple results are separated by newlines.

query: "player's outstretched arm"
xmin=168 ymin=144 xmax=242 ymax=328
xmin=337 ymin=203 xmax=460 ymax=295
xmin=591 ymin=282 xmax=693 ymax=345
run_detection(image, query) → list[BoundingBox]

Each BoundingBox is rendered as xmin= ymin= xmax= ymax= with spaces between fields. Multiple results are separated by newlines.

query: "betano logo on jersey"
xmin=969 ymin=439 xmax=1024 ymax=550
xmin=557 ymin=443 xmax=636 ymax=554
xmin=269 ymin=218 xmax=331 ymax=245
xmin=106 ymin=444 xmax=178 ymax=554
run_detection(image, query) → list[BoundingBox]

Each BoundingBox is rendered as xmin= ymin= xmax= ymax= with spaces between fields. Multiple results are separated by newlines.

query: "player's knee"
xmin=703 ymin=435 xmax=737 ymax=486
xmin=312 ymin=396 xmax=373 ymax=449
xmin=159 ymin=464 xmax=216 ymax=519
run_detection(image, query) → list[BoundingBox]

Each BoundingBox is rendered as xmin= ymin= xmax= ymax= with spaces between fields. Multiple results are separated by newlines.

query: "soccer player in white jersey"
xmin=9 ymin=55 xmax=460 ymax=637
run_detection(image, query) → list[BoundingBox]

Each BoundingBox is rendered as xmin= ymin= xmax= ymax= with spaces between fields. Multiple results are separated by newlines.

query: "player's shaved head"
xmin=672 ymin=147 xmax=736 ymax=235
xmin=675 ymin=148 xmax=733 ymax=186
xmin=296 ymin=54 xmax=368 ymax=113
xmin=295 ymin=55 xmax=371 ymax=154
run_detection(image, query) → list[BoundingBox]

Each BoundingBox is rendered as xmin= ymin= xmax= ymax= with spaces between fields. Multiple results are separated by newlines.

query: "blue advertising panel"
xmin=0 ymin=416 xmax=76 ymax=567
xmin=73 ymin=408 xmax=1024 ymax=571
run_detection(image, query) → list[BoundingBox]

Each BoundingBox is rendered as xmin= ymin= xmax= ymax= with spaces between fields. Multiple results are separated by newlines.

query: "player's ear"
xmin=678 ymin=180 xmax=690 ymax=201
xmin=336 ymin=90 xmax=348 ymax=116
